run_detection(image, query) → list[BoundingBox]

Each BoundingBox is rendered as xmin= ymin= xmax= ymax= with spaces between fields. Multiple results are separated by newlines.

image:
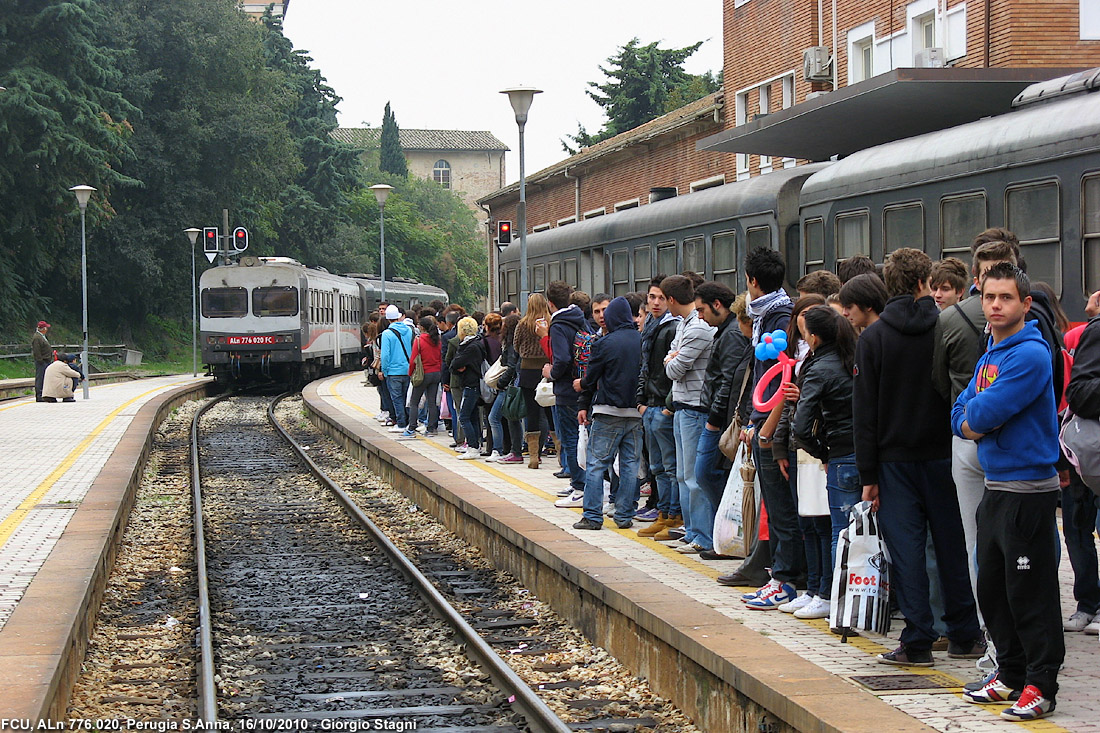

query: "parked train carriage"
xmin=497 ymin=164 xmax=830 ymax=302
xmin=345 ymin=274 xmax=449 ymax=314
xmin=798 ymin=70 xmax=1100 ymax=321
xmin=201 ymin=256 xmax=364 ymax=384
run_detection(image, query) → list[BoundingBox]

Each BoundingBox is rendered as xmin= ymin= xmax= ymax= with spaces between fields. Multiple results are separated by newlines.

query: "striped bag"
xmin=829 ymin=501 xmax=891 ymax=636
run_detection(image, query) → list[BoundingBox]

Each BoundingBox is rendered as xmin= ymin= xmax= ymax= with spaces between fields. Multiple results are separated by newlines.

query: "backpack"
xmin=573 ymin=329 xmax=597 ymax=379
xmin=1026 ymin=294 xmax=1072 ymax=412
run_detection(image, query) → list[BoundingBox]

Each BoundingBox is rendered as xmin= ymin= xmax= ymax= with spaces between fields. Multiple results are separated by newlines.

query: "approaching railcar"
xmin=497 ymin=164 xmax=829 ymax=301
xmin=798 ymin=68 xmax=1100 ymax=320
xmin=200 ymin=256 xmax=447 ymax=385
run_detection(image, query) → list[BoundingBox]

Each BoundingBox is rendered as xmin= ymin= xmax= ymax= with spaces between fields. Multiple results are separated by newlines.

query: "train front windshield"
xmin=201 ymin=287 xmax=248 ymax=317
xmin=253 ymin=286 xmax=299 ymax=317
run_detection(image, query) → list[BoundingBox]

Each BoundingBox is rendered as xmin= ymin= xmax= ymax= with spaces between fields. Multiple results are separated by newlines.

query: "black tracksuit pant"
xmin=976 ymin=488 xmax=1064 ymax=699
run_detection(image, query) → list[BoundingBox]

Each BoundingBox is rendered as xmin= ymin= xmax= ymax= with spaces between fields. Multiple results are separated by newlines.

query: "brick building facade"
xmin=241 ymin=1 xmax=290 ymax=18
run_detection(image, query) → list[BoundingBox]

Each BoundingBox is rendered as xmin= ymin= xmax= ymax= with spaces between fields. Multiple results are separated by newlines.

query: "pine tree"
xmin=379 ymin=102 xmax=407 ymax=177
xmin=561 ymin=38 xmax=718 ymax=154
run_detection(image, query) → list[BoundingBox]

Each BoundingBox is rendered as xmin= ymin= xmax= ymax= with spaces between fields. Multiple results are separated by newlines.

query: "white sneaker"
xmin=1064 ymin=610 xmax=1096 ymax=632
xmin=778 ymin=593 xmax=815 ymax=614
xmin=1085 ymin=619 xmax=1100 ymax=635
xmin=485 ymin=450 xmax=503 ymax=462
xmin=794 ymin=596 xmax=832 ymax=619
xmin=457 ymin=447 xmax=479 ymax=460
xmin=375 ymin=411 xmax=389 ymax=422
xmin=387 ymin=425 xmax=405 ymax=433
xmin=603 ymin=501 xmax=615 ymax=517
xmin=555 ymin=491 xmax=584 ymax=508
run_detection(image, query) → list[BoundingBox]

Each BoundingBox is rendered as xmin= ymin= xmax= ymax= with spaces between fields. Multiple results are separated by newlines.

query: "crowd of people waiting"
xmin=360 ymin=227 xmax=1100 ymax=722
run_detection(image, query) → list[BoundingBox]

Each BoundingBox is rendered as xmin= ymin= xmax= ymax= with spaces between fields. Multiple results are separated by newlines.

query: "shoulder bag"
xmin=501 ymin=374 xmax=527 ymax=422
xmin=484 ymin=356 xmax=507 ymax=389
xmin=719 ymin=366 xmax=754 ymax=462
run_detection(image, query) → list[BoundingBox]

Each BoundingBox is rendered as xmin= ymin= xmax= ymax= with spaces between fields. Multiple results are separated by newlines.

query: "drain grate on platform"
xmin=851 ymin=672 xmax=961 ymax=691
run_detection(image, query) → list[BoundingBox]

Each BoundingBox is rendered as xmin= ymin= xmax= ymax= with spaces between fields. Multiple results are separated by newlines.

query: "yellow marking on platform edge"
xmin=0 ymin=384 xmax=172 ymax=549
xmin=0 ymin=378 xmax=136 ymax=413
xmin=322 ymin=377 xmax=1073 ymax=731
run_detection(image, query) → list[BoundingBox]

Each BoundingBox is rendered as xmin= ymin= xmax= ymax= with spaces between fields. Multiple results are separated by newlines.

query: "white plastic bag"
xmin=795 ymin=449 xmax=829 ymax=517
xmin=829 ymin=501 xmax=892 ymax=635
xmin=575 ymin=424 xmax=588 ymax=470
xmin=713 ymin=444 xmax=747 ymax=557
xmin=535 ymin=378 xmax=556 ymax=407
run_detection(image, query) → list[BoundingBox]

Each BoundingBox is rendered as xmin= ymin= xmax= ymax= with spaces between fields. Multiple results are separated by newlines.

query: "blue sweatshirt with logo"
xmin=950 ymin=321 xmax=1059 ymax=482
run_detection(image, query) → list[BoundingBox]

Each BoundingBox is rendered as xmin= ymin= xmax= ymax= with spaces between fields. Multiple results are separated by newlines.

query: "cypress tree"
xmin=379 ymin=101 xmax=407 ymax=177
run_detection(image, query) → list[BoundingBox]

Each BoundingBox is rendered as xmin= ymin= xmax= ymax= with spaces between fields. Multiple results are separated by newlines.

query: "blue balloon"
xmin=755 ymin=343 xmax=769 ymax=360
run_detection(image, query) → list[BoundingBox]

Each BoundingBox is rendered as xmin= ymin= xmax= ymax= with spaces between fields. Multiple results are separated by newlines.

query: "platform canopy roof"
xmin=697 ymin=67 xmax=1086 ymax=162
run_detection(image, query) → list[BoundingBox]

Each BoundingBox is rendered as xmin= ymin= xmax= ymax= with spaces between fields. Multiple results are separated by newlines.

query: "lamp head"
xmin=369 ymin=183 xmax=394 ymax=207
xmin=69 ymin=184 xmax=96 ymax=210
xmin=184 ymin=227 xmax=202 ymax=246
xmin=500 ymin=86 xmax=542 ymax=126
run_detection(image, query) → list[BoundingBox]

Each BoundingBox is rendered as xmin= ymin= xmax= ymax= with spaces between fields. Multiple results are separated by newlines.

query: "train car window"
xmin=883 ymin=203 xmax=924 ymax=254
xmin=548 ymin=261 xmax=561 ymax=283
xmin=1006 ymin=181 xmax=1061 ymax=293
xmin=1082 ymin=175 xmax=1100 ymax=294
xmin=257 ymin=287 xmax=299 ymax=317
xmin=713 ymin=231 xmax=738 ymax=287
xmin=657 ymin=241 xmax=677 ymax=278
xmin=940 ymin=193 xmax=987 ymax=264
xmin=590 ymin=248 xmax=605 ymax=293
xmin=611 ymin=250 xmax=629 ymax=296
xmin=634 ymin=246 xmax=651 ymax=290
xmin=532 ymin=264 xmax=546 ymax=294
xmin=683 ymin=237 xmax=704 ymax=276
xmin=804 ymin=219 xmax=824 ymax=272
xmin=506 ymin=269 xmax=518 ymax=303
xmin=786 ymin=225 xmax=802 ymax=289
xmin=201 ymin=287 xmax=248 ymax=318
xmin=564 ymin=258 xmax=578 ymax=288
xmin=835 ymin=211 xmax=870 ymax=260
xmin=746 ymin=226 xmax=771 ymax=253
xmin=580 ymin=251 xmax=593 ymax=293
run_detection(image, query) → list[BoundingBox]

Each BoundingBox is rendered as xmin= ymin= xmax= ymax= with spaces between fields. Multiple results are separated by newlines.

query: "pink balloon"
xmin=752 ymin=351 xmax=794 ymax=412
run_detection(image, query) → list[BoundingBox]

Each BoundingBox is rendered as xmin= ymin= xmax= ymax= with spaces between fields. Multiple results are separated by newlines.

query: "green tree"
xmin=0 ymin=0 xmax=137 ymax=328
xmin=379 ymin=101 xmax=407 ymax=177
xmin=562 ymin=38 xmax=719 ymax=154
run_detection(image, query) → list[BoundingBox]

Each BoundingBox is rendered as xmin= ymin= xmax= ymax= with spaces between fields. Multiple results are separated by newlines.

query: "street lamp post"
xmin=184 ymin=228 xmax=202 ymax=377
xmin=69 ymin=185 xmax=96 ymax=399
xmin=369 ymin=184 xmax=394 ymax=303
xmin=500 ymin=86 xmax=542 ymax=305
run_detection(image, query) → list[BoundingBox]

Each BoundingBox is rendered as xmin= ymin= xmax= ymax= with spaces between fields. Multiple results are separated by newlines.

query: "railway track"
xmin=192 ymin=394 xmax=570 ymax=730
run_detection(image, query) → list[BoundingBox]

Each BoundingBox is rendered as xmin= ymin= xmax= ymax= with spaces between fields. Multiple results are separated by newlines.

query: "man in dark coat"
xmin=32 ymin=320 xmax=52 ymax=402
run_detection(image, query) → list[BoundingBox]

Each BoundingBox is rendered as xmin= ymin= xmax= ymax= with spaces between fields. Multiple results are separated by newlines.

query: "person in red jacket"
xmin=402 ymin=316 xmax=444 ymax=438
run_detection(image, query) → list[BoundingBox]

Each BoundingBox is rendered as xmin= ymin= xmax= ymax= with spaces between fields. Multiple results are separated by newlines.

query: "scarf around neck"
xmin=748 ymin=289 xmax=792 ymax=345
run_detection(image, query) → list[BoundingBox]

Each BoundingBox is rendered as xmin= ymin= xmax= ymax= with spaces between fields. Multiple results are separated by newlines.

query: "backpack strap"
xmin=953 ymin=303 xmax=986 ymax=356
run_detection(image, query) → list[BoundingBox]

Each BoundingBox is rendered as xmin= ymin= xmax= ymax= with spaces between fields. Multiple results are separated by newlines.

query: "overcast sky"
xmin=282 ymin=0 xmax=723 ymax=183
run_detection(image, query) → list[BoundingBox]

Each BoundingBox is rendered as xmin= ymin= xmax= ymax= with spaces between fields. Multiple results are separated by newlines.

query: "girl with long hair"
xmin=514 ymin=293 xmax=553 ymax=468
xmin=489 ymin=313 xmax=525 ymax=462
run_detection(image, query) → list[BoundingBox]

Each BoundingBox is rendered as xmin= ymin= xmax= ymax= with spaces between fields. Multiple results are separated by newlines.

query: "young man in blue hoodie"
xmin=571 ymin=297 xmax=643 ymax=530
xmin=380 ymin=304 xmax=415 ymax=432
xmin=952 ymin=263 xmax=1064 ymax=722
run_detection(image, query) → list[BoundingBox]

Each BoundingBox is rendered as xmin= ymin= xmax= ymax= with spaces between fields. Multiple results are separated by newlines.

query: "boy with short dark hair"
xmin=953 ymin=263 xmax=1064 ymax=721
xmin=930 ymin=257 xmax=969 ymax=310
xmin=544 ymin=280 xmax=590 ymax=500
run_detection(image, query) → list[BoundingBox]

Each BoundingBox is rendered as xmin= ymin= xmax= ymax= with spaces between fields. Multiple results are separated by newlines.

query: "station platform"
xmin=0 ymin=375 xmax=208 ymax=719
xmin=305 ymin=373 xmax=1100 ymax=733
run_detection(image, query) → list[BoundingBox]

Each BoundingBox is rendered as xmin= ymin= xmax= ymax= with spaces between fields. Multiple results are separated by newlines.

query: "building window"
xmin=919 ymin=13 xmax=936 ymax=49
xmin=532 ymin=223 xmax=552 ymax=232
xmin=433 ymin=159 xmax=451 ymax=189
xmin=1084 ymin=1 xmax=1100 ymax=40
xmin=583 ymin=207 xmax=606 ymax=219
xmin=557 ymin=215 xmax=576 ymax=227
xmin=1006 ymin=181 xmax=1061 ymax=293
xmin=848 ymin=21 xmax=876 ymax=84
xmin=689 ymin=175 xmax=726 ymax=192
xmin=614 ymin=198 xmax=640 ymax=211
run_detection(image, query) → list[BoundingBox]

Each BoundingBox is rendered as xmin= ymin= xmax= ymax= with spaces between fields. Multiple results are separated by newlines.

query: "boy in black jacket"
xmin=855 ymin=248 xmax=982 ymax=667
xmin=572 ymin=297 xmax=643 ymax=530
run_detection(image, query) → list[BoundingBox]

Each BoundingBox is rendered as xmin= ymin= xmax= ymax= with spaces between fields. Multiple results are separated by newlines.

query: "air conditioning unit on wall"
xmin=803 ymin=46 xmax=833 ymax=82
xmin=915 ymin=47 xmax=945 ymax=68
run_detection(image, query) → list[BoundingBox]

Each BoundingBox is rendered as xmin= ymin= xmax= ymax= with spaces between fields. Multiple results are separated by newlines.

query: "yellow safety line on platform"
xmin=0 ymin=378 xmax=135 ymax=413
xmin=0 ymin=383 xmax=172 ymax=550
xmin=322 ymin=376 xmax=1071 ymax=731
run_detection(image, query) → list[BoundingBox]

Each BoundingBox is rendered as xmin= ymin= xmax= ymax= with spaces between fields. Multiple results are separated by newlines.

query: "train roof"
xmin=800 ymin=74 xmax=1100 ymax=207
xmin=501 ymin=164 xmax=830 ymax=261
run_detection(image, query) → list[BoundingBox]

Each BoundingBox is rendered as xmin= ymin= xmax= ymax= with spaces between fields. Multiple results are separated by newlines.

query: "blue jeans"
xmin=643 ymin=407 xmax=678 ymax=516
xmin=377 ymin=383 xmax=393 ymax=415
xmin=385 ymin=375 xmax=410 ymax=428
xmin=554 ymin=403 xmax=584 ymax=493
xmin=753 ymin=434 xmax=802 ymax=584
xmin=877 ymin=459 xmax=980 ymax=651
xmin=582 ymin=415 xmax=642 ymax=524
xmin=459 ymin=386 xmax=481 ymax=450
xmin=690 ymin=426 xmax=728 ymax=551
xmin=673 ymin=408 xmax=708 ymax=545
xmin=825 ymin=453 xmax=861 ymax=566
xmin=1062 ymin=474 xmax=1100 ymax=615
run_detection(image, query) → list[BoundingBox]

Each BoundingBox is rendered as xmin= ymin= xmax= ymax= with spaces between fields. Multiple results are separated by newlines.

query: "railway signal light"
xmin=203 ymin=227 xmax=219 ymax=257
xmin=232 ymin=226 xmax=249 ymax=252
xmin=497 ymin=220 xmax=512 ymax=244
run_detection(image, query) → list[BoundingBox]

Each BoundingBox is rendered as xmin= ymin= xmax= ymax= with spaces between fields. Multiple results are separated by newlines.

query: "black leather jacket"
xmin=637 ymin=314 xmax=678 ymax=407
xmin=701 ymin=315 xmax=750 ymax=429
xmin=793 ymin=344 xmax=855 ymax=463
